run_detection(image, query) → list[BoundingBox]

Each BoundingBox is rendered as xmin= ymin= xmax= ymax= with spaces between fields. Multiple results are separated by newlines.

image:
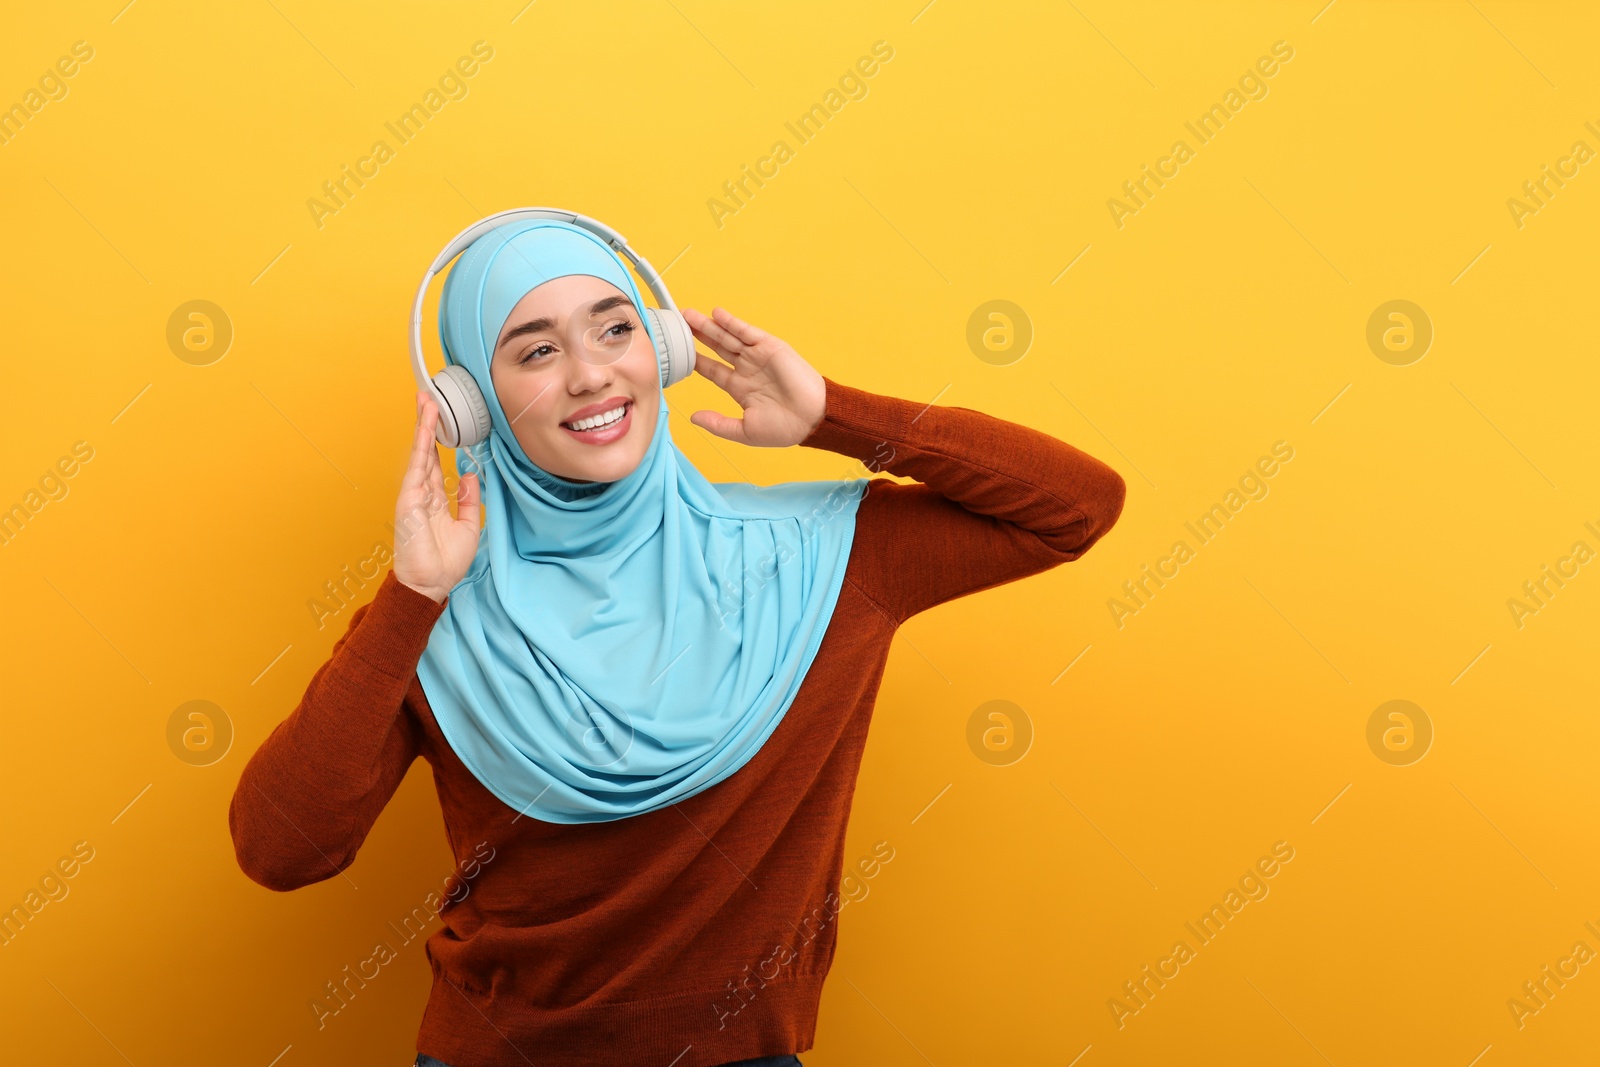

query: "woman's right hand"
xmin=393 ymin=390 xmax=482 ymax=604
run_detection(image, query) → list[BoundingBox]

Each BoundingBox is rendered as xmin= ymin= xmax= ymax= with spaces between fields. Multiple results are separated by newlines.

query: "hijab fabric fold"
xmin=414 ymin=219 xmax=867 ymax=824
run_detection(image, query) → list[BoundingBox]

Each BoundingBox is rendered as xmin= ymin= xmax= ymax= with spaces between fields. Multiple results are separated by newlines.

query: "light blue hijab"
xmin=414 ymin=218 xmax=867 ymax=824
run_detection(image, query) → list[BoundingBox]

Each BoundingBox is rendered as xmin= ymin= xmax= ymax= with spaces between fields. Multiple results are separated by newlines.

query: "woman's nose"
xmin=564 ymin=339 xmax=615 ymax=387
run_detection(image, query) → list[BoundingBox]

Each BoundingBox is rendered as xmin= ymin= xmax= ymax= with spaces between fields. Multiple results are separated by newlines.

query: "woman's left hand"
xmin=683 ymin=306 xmax=826 ymax=447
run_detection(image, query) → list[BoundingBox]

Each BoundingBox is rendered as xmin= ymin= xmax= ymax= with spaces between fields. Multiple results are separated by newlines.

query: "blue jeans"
xmin=415 ymin=1056 xmax=801 ymax=1067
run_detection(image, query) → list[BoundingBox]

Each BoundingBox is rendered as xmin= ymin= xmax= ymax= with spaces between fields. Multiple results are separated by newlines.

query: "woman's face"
xmin=489 ymin=274 xmax=661 ymax=484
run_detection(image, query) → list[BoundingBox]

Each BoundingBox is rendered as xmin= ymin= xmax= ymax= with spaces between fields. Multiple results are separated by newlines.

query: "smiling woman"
xmin=406 ymin=216 xmax=865 ymax=831
xmin=488 ymin=277 xmax=662 ymax=484
xmin=227 ymin=211 xmax=1126 ymax=1067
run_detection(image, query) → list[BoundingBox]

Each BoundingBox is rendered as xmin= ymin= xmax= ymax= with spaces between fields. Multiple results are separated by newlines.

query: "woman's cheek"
xmin=510 ymin=380 xmax=561 ymax=427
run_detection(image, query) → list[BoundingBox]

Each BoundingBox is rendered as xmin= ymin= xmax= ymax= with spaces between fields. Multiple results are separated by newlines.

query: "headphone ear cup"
xmin=644 ymin=308 xmax=696 ymax=389
xmin=432 ymin=363 xmax=492 ymax=449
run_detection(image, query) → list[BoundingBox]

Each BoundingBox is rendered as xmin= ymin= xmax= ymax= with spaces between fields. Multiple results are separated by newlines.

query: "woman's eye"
xmin=517 ymin=343 xmax=554 ymax=365
xmin=603 ymin=321 xmax=635 ymax=342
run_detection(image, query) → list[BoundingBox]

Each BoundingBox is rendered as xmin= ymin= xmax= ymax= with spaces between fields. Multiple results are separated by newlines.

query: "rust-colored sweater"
xmin=228 ymin=376 xmax=1126 ymax=1067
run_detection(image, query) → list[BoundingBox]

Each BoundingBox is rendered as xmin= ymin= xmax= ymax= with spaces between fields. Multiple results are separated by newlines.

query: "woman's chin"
xmin=528 ymin=405 xmax=655 ymax=483
xmin=548 ymin=447 xmax=646 ymax=485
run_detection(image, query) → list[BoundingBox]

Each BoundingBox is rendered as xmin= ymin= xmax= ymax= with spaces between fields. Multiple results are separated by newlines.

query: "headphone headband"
xmin=407 ymin=206 xmax=679 ymax=436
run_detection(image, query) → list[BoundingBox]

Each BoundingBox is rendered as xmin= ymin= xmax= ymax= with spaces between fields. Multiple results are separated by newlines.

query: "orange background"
xmin=2 ymin=1 xmax=1597 ymax=1063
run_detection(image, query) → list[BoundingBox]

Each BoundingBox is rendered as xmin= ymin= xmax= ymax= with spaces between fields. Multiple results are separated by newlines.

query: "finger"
xmin=456 ymin=471 xmax=481 ymax=528
xmin=426 ymin=428 xmax=442 ymax=474
xmin=458 ymin=447 xmax=489 ymax=489
xmin=682 ymin=307 xmax=722 ymax=337
xmin=693 ymin=351 xmax=735 ymax=392
xmin=689 ymin=408 xmax=750 ymax=445
xmin=404 ymin=394 xmax=439 ymax=491
xmin=410 ymin=418 xmax=442 ymax=506
xmin=684 ymin=307 xmax=747 ymax=361
xmin=711 ymin=306 xmax=770 ymax=347
xmin=687 ymin=324 xmax=742 ymax=364
xmin=425 ymin=437 xmax=449 ymax=509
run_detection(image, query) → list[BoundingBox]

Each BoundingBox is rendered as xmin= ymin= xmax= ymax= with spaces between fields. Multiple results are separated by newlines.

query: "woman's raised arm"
xmin=677 ymin=306 xmax=1125 ymax=626
xmin=799 ymin=375 xmax=1127 ymax=625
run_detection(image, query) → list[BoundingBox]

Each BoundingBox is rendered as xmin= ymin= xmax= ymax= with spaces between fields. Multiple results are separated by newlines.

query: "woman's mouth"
xmin=560 ymin=400 xmax=633 ymax=445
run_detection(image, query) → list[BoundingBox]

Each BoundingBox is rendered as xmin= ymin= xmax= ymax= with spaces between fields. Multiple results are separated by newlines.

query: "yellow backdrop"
xmin=3 ymin=1 xmax=1596 ymax=1063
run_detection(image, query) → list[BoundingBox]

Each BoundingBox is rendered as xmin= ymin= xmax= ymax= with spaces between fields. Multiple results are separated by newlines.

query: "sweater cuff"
xmin=341 ymin=569 xmax=451 ymax=681
xmin=799 ymin=375 xmax=912 ymax=468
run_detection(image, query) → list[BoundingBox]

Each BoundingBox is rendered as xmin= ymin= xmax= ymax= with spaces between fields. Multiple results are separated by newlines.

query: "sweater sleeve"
xmin=228 ymin=569 xmax=448 ymax=892
xmin=799 ymin=375 xmax=1127 ymax=625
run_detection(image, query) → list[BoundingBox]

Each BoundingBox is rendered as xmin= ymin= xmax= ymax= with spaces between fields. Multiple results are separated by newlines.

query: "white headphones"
xmin=409 ymin=206 xmax=696 ymax=449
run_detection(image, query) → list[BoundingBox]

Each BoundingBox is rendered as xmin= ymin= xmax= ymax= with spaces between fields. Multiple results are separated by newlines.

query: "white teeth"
xmin=563 ymin=403 xmax=627 ymax=431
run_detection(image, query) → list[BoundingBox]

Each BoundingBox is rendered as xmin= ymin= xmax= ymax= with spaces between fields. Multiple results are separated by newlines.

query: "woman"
xmin=228 ymin=218 xmax=1127 ymax=1067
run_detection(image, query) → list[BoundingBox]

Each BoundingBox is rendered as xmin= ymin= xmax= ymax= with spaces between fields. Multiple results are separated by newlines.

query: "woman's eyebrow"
xmin=498 ymin=296 xmax=636 ymax=350
xmin=499 ymin=315 xmax=557 ymax=347
xmin=586 ymin=295 xmax=634 ymax=316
